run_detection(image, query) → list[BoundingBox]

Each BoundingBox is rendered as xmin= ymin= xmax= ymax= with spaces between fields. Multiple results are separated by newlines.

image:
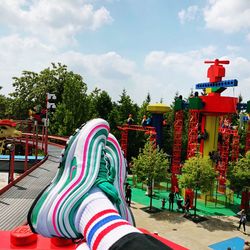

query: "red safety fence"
xmin=0 ymin=128 xmax=68 ymax=195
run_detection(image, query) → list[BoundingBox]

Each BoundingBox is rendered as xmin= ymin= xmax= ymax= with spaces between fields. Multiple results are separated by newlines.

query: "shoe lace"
xmin=94 ymin=150 xmax=120 ymax=205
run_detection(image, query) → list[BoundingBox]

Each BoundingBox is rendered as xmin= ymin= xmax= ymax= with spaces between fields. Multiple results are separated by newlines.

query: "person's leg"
xmin=243 ymin=222 xmax=246 ymax=232
xmin=238 ymin=221 xmax=242 ymax=230
xmin=28 ymin=119 xmax=173 ymax=250
xmin=28 ymin=119 xmax=134 ymax=238
xmin=182 ymin=205 xmax=185 ymax=212
xmin=76 ymin=187 xmax=172 ymax=250
xmin=77 ymin=187 xmax=141 ymax=250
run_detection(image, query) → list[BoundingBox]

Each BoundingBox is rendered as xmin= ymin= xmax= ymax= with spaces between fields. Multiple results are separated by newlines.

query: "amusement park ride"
xmin=118 ymin=103 xmax=170 ymax=158
xmin=118 ymin=59 xmax=249 ymax=198
xmin=171 ymin=59 xmax=250 ymax=196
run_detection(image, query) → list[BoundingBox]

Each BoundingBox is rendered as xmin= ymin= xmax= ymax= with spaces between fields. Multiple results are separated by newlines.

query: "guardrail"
xmin=0 ymin=132 xmax=68 ymax=195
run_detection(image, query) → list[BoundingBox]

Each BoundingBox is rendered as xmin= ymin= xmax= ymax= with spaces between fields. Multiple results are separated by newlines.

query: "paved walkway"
xmin=0 ymin=145 xmax=61 ymax=230
xmin=131 ymin=201 xmax=250 ymax=250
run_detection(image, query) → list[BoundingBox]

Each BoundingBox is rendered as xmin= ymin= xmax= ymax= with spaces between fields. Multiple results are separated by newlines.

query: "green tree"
xmin=87 ymin=88 xmax=113 ymax=121
xmin=9 ymin=63 xmax=88 ymax=134
xmin=178 ymin=155 xmax=217 ymax=217
xmin=138 ymin=93 xmax=151 ymax=125
xmin=132 ymin=140 xmax=170 ymax=210
xmin=108 ymin=102 xmax=120 ymax=137
xmin=50 ymin=70 xmax=88 ymax=135
xmin=0 ymin=87 xmax=13 ymax=119
xmin=117 ymin=89 xmax=140 ymax=162
xmin=117 ymin=89 xmax=138 ymax=124
xmin=227 ymin=151 xmax=250 ymax=208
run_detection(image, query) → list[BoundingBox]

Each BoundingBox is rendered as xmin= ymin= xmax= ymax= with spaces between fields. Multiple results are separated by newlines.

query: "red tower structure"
xmin=171 ymin=110 xmax=184 ymax=174
xmin=187 ymin=110 xmax=200 ymax=159
xmin=231 ymin=130 xmax=240 ymax=162
xmin=172 ymin=59 xmax=243 ymax=194
xmin=217 ymin=127 xmax=231 ymax=177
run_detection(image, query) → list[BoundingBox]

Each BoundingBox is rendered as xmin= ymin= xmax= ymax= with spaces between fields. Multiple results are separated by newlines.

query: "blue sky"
xmin=0 ymin=0 xmax=249 ymax=105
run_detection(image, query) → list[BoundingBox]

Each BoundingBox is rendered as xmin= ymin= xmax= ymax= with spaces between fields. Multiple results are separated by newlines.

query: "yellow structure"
xmin=147 ymin=103 xmax=170 ymax=113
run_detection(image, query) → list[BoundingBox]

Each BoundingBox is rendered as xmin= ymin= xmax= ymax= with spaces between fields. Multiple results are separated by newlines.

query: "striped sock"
xmin=78 ymin=188 xmax=141 ymax=250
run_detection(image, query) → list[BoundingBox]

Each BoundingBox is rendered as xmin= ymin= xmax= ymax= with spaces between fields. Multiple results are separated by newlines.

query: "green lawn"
xmin=128 ymin=177 xmax=241 ymax=216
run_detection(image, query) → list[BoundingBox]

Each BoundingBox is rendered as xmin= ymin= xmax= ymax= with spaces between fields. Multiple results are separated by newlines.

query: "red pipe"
xmin=24 ymin=135 xmax=28 ymax=171
xmin=41 ymin=126 xmax=45 ymax=150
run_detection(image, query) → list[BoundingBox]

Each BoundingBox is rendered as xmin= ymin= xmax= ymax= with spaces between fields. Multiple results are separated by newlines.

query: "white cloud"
xmin=0 ymin=0 xmax=113 ymax=46
xmin=60 ymin=51 xmax=135 ymax=79
xmin=0 ymin=34 xmax=57 ymax=95
xmin=226 ymin=45 xmax=240 ymax=53
xmin=144 ymin=48 xmax=250 ymax=104
xmin=218 ymin=56 xmax=250 ymax=100
xmin=145 ymin=46 xmax=217 ymax=79
xmin=204 ymin=0 xmax=250 ymax=33
xmin=247 ymin=33 xmax=250 ymax=42
xmin=178 ymin=5 xmax=199 ymax=24
xmin=0 ymin=34 xmax=249 ymax=106
xmin=58 ymin=51 xmax=137 ymax=101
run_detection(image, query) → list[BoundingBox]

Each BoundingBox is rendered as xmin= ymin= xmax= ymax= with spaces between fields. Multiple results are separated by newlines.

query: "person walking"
xmin=176 ymin=197 xmax=185 ymax=212
xmin=168 ymin=191 xmax=174 ymax=211
xmin=161 ymin=198 xmax=166 ymax=209
xmin=184 ymin=195 xmax=191 ymax=215
xmin=126 ymin=185 xmax=132 ymax=207
xmin=237 ymin=209 xmax=247 ymax=233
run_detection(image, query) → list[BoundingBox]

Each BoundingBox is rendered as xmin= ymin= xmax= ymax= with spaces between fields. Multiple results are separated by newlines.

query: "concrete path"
xmin=0 ymin=145 xmax=61 ymax=230
xmin=131 ymin=201 xmax=250 ymax=250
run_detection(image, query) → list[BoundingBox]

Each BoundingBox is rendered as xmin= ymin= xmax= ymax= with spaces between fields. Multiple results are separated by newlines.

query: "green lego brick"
xmin=189 ymin=97 xmax=203 ymax=110
xmin=174 ymin=99 xmax=184 ymax=111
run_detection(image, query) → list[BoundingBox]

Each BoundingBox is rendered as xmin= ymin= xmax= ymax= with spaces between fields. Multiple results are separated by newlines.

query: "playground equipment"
xmin=118 ymin=103 xmax=170 ymax=158
xmin=118 ymin=124 xmax=156 ymax=158
xmin=147 ymin=103 xmax=170 ymax=148
xmin=172 ymin=59 xmax=250 ymax=196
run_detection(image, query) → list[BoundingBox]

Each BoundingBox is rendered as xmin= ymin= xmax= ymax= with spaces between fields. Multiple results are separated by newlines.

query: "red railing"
xmin=0 ymin=126 xmax=68 ymax=195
